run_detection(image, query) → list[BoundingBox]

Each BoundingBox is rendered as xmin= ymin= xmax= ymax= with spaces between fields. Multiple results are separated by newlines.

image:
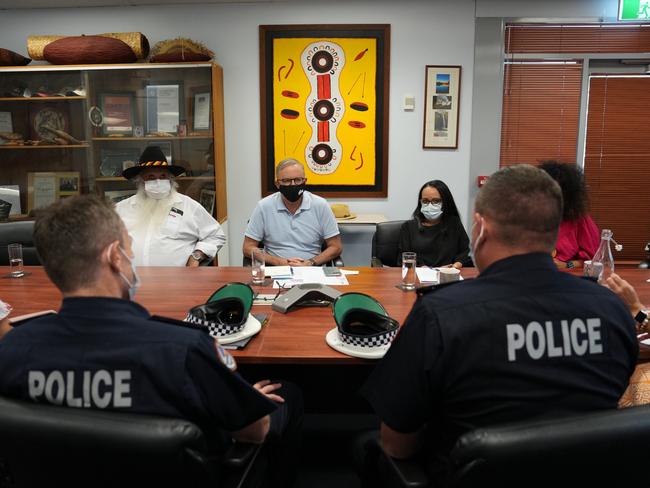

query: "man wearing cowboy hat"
xmin=115 ymin=146 xmax=225 ymax=266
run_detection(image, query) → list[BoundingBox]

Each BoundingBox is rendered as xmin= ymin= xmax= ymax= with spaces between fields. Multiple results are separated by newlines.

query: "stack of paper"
xmin=272 ymin=267 xmax=349 ymax=288
xmin=264 ymin=266 xmax=292 ymax=279
xmin=415 ymin=267 xmax=439 ymax=283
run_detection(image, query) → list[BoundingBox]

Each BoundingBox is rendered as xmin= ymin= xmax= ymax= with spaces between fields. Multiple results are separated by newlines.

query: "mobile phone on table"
xmin=323 ymin=267 xmax=342 ymax=277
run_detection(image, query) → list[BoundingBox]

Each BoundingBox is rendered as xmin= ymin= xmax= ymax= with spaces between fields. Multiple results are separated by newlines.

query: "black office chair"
xmin=371 ymin=220 xmax=405 ymax=267
xmin=0 ymin=396 xmax=265 ymax=488
xmin=0 ymin=221 xmax=41 ymax=265
xmin=364 ymin=403 xmax=650 ymax=488
xmin=243 ymin=241 xmax=344 ymax=267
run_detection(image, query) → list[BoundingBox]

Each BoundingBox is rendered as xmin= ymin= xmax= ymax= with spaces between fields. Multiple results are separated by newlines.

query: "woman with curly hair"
xmin=397 ymin=180 xmax=471 ymax=269
xmin=539 ymin=161 xmax=600 ymax=269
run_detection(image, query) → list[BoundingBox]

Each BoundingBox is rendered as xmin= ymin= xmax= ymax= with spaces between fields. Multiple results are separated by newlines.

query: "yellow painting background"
xmin=272 ymin=37 xmax=377 ymax=186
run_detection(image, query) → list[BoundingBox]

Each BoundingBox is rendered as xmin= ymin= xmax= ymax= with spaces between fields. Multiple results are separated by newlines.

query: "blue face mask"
xmin=117 ymin=246 xmax=141 ymax=301
xmin=421 ymin=203 xmax=443 ymax=221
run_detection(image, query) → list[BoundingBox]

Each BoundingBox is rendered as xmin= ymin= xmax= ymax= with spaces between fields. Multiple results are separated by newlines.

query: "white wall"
xmin=475 ymin=0 xmax=618 ymax=19
xmin=0 ymin=0 xmax=477 ymax=265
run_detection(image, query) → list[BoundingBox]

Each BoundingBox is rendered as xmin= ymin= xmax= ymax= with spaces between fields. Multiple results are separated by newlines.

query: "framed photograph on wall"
xmin=260 ymin=24 xmax=391 ymax=197
xmin=99 ymin=92 xmax=135 ymax=136
xmin=146 ymin=82 xmax=183 ymax=134
xmin=422 ymin=65 xmax=461 ymax=149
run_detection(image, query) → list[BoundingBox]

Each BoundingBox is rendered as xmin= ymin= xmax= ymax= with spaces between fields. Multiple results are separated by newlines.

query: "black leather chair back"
xmin=0 ymin=221 xmax=41 ymax=265
xmin=0 ymin=396 xmax=215 ymax=487
xmin=450 ymin=404 xmax=650 ymax=487
xmin=371 ymin=220 xmax=405 ymax=267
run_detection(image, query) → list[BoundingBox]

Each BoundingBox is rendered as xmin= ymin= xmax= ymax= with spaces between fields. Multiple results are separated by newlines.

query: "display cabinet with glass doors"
xmin=0 ymin=62 xmax=227 ymax=224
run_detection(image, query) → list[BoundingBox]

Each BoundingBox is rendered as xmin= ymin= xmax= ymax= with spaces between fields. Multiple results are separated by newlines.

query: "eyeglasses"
xmin=277 ymin=177 xmax=306 ymax=186
xmin=420 ymin=199 xmax=442 ymax=205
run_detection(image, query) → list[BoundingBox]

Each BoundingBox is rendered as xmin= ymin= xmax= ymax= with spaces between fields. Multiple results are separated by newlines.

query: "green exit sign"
xmin=619 ymin=0 xmax=650 ymax=20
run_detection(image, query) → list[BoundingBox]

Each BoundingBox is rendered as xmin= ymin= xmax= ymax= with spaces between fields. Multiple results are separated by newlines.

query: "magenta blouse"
xmin=554 ymin=215 xmax=600 ymax=262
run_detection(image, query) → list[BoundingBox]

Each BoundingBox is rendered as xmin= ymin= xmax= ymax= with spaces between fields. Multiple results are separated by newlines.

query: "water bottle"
xmin=591 ymin=229 xmax=615 ymax=283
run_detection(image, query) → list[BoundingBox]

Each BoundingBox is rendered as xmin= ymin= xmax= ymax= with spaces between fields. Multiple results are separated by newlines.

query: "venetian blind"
xmin=583 ymin=76 xmax=650 ymax=261
xmin=499 ymin=61 xmax=583 ymax=167
xmin=505 ymin=23 xmax=650 ymax=54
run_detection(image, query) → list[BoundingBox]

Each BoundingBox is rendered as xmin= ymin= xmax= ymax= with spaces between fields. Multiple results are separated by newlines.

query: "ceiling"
xmin=0 ymin=0 xmax=276 ymax=9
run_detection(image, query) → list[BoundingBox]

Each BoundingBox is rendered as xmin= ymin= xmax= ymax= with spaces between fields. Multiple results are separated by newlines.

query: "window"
xmin=583 ymin=75 xmax=650 ymax=260
xmin=499 ymin=61 xmax=582 ymax=167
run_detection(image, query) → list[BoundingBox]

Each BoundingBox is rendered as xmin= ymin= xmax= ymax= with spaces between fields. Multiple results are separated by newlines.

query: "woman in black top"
xmin=397 ymin=180 xmax=471 ymax=268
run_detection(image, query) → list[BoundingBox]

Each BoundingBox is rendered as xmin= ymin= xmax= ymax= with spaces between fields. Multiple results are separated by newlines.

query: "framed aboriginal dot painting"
xmin=259 ymin=24 xmax=390 ymax=197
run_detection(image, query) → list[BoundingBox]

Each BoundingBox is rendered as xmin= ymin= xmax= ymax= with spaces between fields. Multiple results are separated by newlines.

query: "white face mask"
xmin=107 ymin=244 xmax=141 ymax=301
xmin=421 ymin=203 xmax=443 ymax=221
xmin=469 ymin=217 xmax=485 ymax=270
xmin=144 ymin=179 xmax=171 ymax=200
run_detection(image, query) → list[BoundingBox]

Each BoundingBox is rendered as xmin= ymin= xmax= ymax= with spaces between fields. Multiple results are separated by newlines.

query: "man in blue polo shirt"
xmin=243 ymin=158 xmax=342 ymax=266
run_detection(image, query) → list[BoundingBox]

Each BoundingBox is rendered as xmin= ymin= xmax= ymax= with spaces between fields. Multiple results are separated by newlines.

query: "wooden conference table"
xmin=1 ymin=265 xmax=649 ymax=365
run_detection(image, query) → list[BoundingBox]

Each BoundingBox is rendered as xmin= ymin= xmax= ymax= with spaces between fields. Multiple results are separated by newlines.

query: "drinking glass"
xmin=7 ymin=243 xmax=24 ymax=278
xmin=251 ymin=248 xmax=266 ymax=285
xmin=401 ymin=252 xmax=417 ymax=290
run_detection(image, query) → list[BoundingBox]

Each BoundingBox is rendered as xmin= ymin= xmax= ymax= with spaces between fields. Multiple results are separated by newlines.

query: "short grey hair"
xmin=275 ymin=158 xmax=304 ymax=178
xmin=34 ymin=195 xmax=125 ymax=293
xmin=475 ymin=164 xmax=563 ymax=251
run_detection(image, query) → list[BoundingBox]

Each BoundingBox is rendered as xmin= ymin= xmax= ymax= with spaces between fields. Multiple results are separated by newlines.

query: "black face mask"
xmin=278 ymin=183 xmax=305 ymax=203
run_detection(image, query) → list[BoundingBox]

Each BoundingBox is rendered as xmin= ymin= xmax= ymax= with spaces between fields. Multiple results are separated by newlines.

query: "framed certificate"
xmin=27 ymin=171 xmax=80 ymax=212
xmin=191 ymin=87 xmax=211 ymax=131
xmin=0 ymin=111 xmax=13 ymax=133
xmin=146 ymin=83 xmax=183 ymax=134
xmin=100 ymin=93 xmax=135 ymax=136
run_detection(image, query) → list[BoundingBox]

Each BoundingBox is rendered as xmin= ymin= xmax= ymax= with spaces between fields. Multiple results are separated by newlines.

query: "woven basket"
xmin=149 ymin=37 xmax=213 ymax=62
xmin=27 ymin=35 xmax=64 ymax=59
xmin=100 ymin=32 xmax=149 ymax=59
xmin=27 ymin=32 xmax=149 ymax=60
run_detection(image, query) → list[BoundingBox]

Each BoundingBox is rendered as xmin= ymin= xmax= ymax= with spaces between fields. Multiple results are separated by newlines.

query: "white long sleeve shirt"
xmin=116 ymin=192 xmax=226 ymax=266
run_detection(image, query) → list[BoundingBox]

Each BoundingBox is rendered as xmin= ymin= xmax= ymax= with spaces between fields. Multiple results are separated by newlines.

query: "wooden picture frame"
xmin=145 ymin=82 xmax=184 ymax=134
xmin=422 ymin=65 xmax=461 ymax=149
xmin=27 ymin=171 xmax=80 ymax=213
xmin=190 ymin=86 xmax=211 ymax=132
xmin=260 ymin=24 xmax=391 ymax=197
xmin=99 ymin=92 xmax=135 ymax=136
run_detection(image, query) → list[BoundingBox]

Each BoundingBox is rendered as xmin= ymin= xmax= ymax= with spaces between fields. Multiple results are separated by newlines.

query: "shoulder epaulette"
xmin=416 ymin=280 xmax=465 ymax=297
xmin=149 ymin=314 xmax=204 ymax=331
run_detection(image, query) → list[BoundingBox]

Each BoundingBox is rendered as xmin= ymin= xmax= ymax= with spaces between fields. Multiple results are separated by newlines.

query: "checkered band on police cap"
xmin=339 ymin=328 xmax=398 ymax=348
xmin=184 ymin=311 xmax=246 ymax=338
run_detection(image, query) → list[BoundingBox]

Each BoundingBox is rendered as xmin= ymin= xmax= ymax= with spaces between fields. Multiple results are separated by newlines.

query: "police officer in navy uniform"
xmin=361 ymin=164 xmax=638 ymax=483
xmin=0 ymin=195 xmax=302 ymax=487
